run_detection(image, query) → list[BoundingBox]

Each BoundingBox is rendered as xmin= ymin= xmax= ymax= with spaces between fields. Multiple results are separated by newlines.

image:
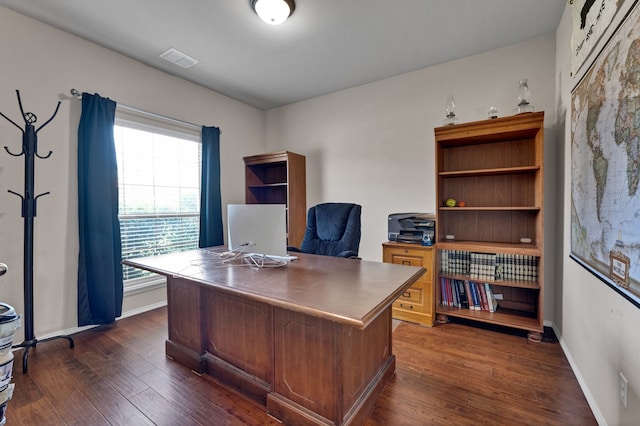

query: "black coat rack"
xmin=1 ymin=90 xmax=74 ymax=374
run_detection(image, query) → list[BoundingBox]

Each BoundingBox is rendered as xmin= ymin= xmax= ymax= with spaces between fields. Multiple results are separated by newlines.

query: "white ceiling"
xmin=0 ymin=0 xmax=565 ymax=110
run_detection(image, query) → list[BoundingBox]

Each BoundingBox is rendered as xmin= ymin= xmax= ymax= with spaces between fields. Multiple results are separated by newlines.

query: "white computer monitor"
xmin=227 ymin=204 xmax=289 ymax=257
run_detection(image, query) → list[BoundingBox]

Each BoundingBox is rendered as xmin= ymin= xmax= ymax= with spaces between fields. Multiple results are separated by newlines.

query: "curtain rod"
xmin=70 ymin=88 xmax=202 ymax=131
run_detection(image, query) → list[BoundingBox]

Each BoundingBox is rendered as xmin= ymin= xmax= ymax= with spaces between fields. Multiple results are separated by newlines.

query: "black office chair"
xmin=289 ymin=203 xmax=361 ymax=258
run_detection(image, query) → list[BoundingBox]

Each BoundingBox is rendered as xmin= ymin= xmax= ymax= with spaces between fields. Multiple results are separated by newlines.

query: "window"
xmin=114 ymin=115 xmax=201 ymax=285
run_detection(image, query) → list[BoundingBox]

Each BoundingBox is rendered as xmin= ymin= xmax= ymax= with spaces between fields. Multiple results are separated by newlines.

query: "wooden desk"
xmin=124 ymin=248 xmax=424 ymax=426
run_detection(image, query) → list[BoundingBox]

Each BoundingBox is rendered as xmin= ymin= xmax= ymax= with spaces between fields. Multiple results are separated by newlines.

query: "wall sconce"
xmin=251 ymin=0 xmax=295 ymax=25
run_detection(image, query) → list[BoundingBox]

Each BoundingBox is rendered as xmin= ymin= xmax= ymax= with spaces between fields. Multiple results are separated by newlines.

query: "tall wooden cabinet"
xmin=433 ymin=112 xmax=544 ymax=341
xmin=244 ymin=151 xmax=306 ymax=248
xmin=383 ymin=242 xmax=435 ymax=326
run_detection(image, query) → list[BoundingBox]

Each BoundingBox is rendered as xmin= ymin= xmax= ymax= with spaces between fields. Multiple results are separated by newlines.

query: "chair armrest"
xmin=337 ymin=250 xmax=359 ymax=259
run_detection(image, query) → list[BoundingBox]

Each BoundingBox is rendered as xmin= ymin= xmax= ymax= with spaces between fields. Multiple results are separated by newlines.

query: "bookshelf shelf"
xmin=438 ymin=165 xmax=540 ymax=177
xmin=438 ymin=206 xmax=540 ymax=211
xmin=438 ymin=273 xmax=540 ymax=290
xmin=436 ymin=241 xmax=541 ymax=256
xmin=247 ymin=183 xmax=289 ymax=188
xmin=434 ymin=112 xmax=545 ymax=341
xmin=436 ymin=304 xmax=539 ymax=332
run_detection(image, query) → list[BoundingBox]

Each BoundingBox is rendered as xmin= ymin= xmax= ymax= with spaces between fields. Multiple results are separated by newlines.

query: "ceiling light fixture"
xmin=251 ymin=0 xmax=295 ymax=25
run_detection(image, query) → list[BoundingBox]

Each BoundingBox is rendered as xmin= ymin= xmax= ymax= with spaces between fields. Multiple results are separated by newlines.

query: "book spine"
xmin=463 ymin=281 xmax=473 ymax=310
xmin=457 ymin=280 xmax=468 ymax=309
xmin=474 ymin=282 xmax=483 ymax=311
xmin=463 ymin=251 xmax=470 ymax=276
xmin=517 ymin=254 xmax=523 ymax=281
xmin=469 ymin=282 xmax=480 ymax=310
xmin=450 ymin=278 xmax=457 ymax=307
xmin=484 ymin=283 xmax=496 ymax=313
xmin=470 ymin=252 xmax=478 ymax=280
xmin=481 ymin=254 xmax=487 ymax=281
xmin=478 ymin=282 xmax=489 ymax=311
xmin=441 ymin=250 xmax=449 ymax=274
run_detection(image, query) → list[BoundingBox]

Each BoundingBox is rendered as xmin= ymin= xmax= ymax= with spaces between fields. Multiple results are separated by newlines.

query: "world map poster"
xmin=571 ymin=0 xmax=619 ymax=76
xmin=571 ymin=0 xmax=640 ymax=305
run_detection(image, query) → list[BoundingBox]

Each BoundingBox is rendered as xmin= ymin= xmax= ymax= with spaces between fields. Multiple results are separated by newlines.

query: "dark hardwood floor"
xmin=5 ymin=307 xmax=596 ymax=425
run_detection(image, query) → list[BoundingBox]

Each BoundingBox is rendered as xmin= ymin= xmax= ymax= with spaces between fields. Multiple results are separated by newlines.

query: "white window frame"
xmin=114 ymin=108 xmax=202 ymax=293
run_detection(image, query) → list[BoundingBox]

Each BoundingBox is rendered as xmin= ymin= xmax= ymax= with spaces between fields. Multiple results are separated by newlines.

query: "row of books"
xmin=440 ymin=250 xmax=538 ymax=282
xmin=440 ymin=250 xmax=471 ymax=276
xmin=439 ymin=277 xmax=499 ymax=312
xmin=496 ymin=253 xmax=538 ymax=282
xmin=469 ymin=252 xmax=496 ymax=281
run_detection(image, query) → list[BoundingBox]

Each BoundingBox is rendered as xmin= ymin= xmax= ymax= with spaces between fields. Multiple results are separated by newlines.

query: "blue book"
xmin=456 ymin=280 xmax=469 ymax=309
xmin=469 ymin=281 xmax=481 ymax=310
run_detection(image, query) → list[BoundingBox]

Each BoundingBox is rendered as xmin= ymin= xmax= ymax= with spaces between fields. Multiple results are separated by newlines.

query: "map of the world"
xmin=571 ymin=1 xmax=640 ymax=302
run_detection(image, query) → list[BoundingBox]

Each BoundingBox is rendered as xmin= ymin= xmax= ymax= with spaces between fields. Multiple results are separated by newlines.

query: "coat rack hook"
xmin=35 ymin=101 xmax=61 ymax=133
xmin=7 ymin=189 xmax=24 ymax=201
xmin=4 ymin=145 xmax=23 ymax=157
xmin=35 ymin=150 xmax=53 ymax=160
xmin=35 ymin=191 xmax=50 ymax=200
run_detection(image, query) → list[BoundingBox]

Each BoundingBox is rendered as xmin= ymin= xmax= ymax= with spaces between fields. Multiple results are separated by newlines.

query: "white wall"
xmin=4 ymin=5 xmax=639 ymax=424
xmin=264 ymin=34 xmax=558 ymax=321
xmin=555 ymin=5 xmax=640 ymax=425
xmin=0 ymin=7 xmax=264 ymax=343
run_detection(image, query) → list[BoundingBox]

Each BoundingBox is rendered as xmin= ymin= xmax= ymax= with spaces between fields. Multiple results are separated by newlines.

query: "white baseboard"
xmin=119 ymin=300 xmax=167 ymax=319
xmin=552 ymin=322 xmax=607 ymax=426
xmin=24 ymin=300 xmax=168 ymax=344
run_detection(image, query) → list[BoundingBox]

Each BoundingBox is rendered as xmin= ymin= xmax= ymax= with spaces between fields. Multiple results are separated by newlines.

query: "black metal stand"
xmin=1 ymin=90 xmax=74 ymax=374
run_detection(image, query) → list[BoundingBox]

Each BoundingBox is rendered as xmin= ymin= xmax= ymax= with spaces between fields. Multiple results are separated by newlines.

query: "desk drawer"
xmin=384 ymin=247 xmax=432 ymax=284
xmin=394 ymin=285 xmax=425 ymax=311
xmin=397 ymin=286 xmax=423 ymax=305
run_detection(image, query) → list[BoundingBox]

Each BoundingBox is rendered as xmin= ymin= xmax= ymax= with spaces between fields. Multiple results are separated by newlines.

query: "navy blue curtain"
xmin=77 ymin=93 xmax=123 ymax=326
xmin=199 ymin=126 xmax=223 ymax=248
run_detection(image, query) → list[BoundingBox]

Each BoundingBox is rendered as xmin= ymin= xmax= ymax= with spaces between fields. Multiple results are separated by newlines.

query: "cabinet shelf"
xmin=436 ymin=240 xmax=541 ymax=256
xmin=247 ymin=183 xmax=288 ymax=189
xmin=436 ymin=304 xmax=541 ymax=332
xmin=439 ymin=206 xmax=540 ymax=211
xmin=434 ymin=112 xmax=544 ymax=340
xmin=439 ymin=165 xmax=539 ymax=177
xmin=438 ymin=273 xmax=540 ymax=290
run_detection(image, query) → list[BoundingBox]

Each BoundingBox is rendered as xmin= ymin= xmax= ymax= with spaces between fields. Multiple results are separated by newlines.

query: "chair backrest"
xmin=299 ymin=203 xmax=361 ymax=257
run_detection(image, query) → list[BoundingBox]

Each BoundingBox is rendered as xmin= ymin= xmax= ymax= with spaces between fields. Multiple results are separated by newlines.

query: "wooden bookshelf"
xmin=434 ymin=112 xmax=544 ymax=341
xmin=244 ymin=151 xmax=306 ymax=248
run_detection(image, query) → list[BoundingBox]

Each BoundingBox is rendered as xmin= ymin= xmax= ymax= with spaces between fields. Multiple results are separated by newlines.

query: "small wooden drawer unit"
xmin=382 ymin=242 xmax=435 ymax=326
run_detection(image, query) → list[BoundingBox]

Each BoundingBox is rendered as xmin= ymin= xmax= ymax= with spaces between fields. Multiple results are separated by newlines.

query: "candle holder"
xmin=443 ymin=94 xmax=458 ymax=125
xmin=515 ymin=79 xmax=534 ymax=114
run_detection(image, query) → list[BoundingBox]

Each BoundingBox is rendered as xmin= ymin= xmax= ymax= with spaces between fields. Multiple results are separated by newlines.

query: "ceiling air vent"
xmin=159 ymin=47 xmax=199 ymax=69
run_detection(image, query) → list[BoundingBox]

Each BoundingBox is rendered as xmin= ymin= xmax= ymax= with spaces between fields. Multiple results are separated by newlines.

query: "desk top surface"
xmin=124 ymin=248 xmax=424 ymax=328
